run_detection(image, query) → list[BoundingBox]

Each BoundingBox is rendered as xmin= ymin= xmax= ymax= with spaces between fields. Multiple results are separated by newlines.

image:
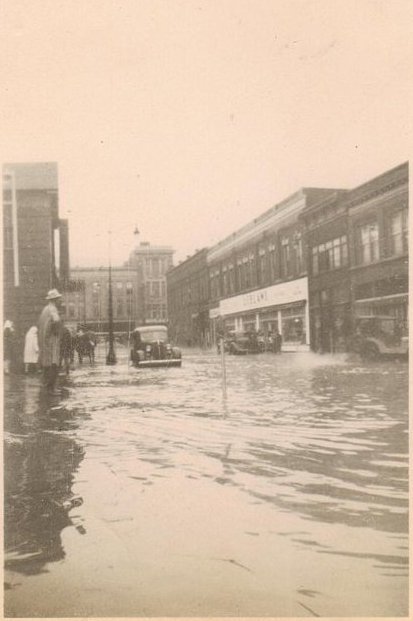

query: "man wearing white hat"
xmin=38 ymin=289 xmax=63 ymax=395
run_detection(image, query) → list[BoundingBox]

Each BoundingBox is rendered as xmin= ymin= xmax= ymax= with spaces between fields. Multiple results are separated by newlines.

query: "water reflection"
xmin=4 ymin=377 xmax=84 ymax=575
xmin=4 ymin=349 xmax=408 ymax=616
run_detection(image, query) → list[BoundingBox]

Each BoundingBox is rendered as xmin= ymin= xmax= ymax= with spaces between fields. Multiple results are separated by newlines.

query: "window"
xmin=228 ymin=264 xmax=235 ymax=294
xmin=311 ymin=235 xmax=348 ymax=273
xmin=268 ymin=242 xmax=277 ymax=281
xmin=294 ymin=233 xmax=304 ymax=273
xmin=222 ymin=266 xmax=228 ymax=295
xmin=357 ymin=222 xmax=379 ymax=264
xmin=312 ymin=247 xmax=319 ymax=275
xmin=152 ymin=259 xmax=159 ymax=277
xmin=258 ymin=246 xmax=268 ymax=285
xmin=249 ymin=252 xmax=256 ymax=287
xmin=116 ymin=282 xmax=123 ymax=289
xmin=116 ymin=300 xmax=124 ymax=317
xmin=389 ymin=209 xmax=408 ymax=256
xmin=152 ymin=282 xmax=160 ymax=297
xmin=281 ymin=237 xmax=290 ymax=277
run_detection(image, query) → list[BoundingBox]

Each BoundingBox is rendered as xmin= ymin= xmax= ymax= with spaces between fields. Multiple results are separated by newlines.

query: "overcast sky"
xmin=2 ymin=0 xmax=411 ymax=266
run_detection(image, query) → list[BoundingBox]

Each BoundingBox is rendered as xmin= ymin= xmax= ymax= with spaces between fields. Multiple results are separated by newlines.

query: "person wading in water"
xmin=38 ymin=289 xmax=63 ymax=395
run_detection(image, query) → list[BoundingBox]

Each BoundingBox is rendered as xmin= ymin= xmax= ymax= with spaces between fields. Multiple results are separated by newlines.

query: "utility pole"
xmin=106 ymin=231 xmax=117 ymax=365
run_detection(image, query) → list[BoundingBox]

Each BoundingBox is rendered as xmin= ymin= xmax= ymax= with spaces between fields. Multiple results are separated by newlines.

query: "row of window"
xmin=312 ymin=236 xmax=348 ymax=274
xmin=311 ymin=209 xmax=408 ymax=274
xmin=355 ymin=210 xmax=408 ymax=265
xmin=168 ymin=275 xmax=209 ymax=310
xmin=209 ymin=234 xmax=305 ymax=299
xmin=144 ymin=257 xmax=172 ymax=278
xmin=145 ymin=281 xmax=167 ymax=298
xmin=145 ymin=304 xmax=167 ymax=320
xmin=92 ymin=281 xmax=134 ymax=290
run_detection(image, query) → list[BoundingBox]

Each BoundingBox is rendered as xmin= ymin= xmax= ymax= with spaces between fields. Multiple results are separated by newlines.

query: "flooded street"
xmin=4 ymin=347 xmax=409 ymax=617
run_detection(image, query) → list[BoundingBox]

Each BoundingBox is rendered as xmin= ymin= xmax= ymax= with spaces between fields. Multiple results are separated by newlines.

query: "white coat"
xmin=24 ymin=326 xmax=39 ymax=364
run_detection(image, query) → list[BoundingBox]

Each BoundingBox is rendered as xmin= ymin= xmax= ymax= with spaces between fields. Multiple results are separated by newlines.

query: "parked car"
xmin=224 ymin=331 xmax=263 ymax=355
xmin=350 ymin=315 xmax=408 ymax=359
xmin=130 ymin=325 xmax=182 ymax=367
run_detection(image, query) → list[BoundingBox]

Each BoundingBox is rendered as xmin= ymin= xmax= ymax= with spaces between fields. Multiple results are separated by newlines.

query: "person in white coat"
xmin=24 ymin=325 xmax=39 ymax=373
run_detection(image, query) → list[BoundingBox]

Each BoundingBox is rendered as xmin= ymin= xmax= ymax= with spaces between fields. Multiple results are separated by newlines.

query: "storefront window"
xmin=281 ymin=306 xmax=306 ymax=343
xmin=282 ymin=315 xmax=305 ymax=343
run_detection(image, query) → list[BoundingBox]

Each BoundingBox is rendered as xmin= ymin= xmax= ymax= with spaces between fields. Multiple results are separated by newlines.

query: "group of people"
xmin=4 ymin=289 xmax=97 ymax=395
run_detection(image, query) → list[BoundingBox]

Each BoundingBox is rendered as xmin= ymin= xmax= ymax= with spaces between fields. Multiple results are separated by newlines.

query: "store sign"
xmin=219 ymin=277 xmax=308 ymax=316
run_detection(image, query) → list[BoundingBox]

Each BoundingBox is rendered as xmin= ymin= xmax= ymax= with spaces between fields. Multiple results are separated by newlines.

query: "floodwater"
xmin=4 ymin=346 xmax=409 ymax=617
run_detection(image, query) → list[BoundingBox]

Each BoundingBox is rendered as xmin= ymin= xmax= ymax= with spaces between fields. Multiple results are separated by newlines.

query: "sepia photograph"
xmin=2 ymin=0 xmax=410 ymax=618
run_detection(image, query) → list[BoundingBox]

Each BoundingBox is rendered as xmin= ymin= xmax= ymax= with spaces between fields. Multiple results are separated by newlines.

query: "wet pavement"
xmin=4 ymin=346 xmax=409 ymax=617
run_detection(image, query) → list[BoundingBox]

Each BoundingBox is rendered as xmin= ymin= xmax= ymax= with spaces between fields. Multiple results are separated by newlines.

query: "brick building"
xmin=166 ymin=249 xmax=209 ymax=346
xmin=3 ymin=162 xmax=69 ymax=367
xmin=301 ymin=190 xmax=350 ymax=352
xmin=347 ymin=162 xmax=408 ymax=328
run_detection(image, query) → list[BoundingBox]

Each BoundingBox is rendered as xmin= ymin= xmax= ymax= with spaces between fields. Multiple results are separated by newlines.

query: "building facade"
xmin=64 ymin=266 xmax=139 ymax=332
xmin=166 ymin=249 xmax=210 ymax=346
xmin=3 ymin=162 xmax=70 ymax=367
xmin=127 ymin=242 xmax=174 ymax=325
xmin=347 ymin=162 xmax=408 ymax=330
xmin=206 ymin=188 xmax=339 ymax=351
xmin=301 ymin=190 xmax=351 ymax=352
xmin=65 ymin=242 xmax=175 ymax=332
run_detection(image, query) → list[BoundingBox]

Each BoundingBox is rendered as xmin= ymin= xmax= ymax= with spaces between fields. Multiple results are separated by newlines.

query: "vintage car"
xmin=223 ymin=331 xmax=264 ymax=355
xmin=350 ymin=315 xmax=408 ymax=359
xmin=130 ymin=325 xmax=182 ymax=368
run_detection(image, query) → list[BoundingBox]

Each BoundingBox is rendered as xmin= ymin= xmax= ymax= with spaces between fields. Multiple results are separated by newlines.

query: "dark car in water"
xmin=130 ymin=325 xmax=182 ymax=368
xmin=223 ymin=331 xmax=264 ymax=355
xmin=349 ymin=315 xmax=408 ymax=359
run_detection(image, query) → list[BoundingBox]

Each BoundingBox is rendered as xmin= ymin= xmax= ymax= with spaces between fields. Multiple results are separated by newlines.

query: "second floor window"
xmin=312 ymin=235 xmax=348 ymax=274
xmin=358 ymin=222 xmax=379 ymax=264
xmin=258 ymin=247 xmax=268 ymax=285
xmin=389 ymin=209 xmax=408 ymax=256
xmin=268 ymin=242 xmax=277 ymax=281
xmin=281 ymin=237 xmax=290 ymax=277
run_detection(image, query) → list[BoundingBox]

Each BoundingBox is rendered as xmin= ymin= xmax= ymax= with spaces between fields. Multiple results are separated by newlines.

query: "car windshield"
xmin=137 ymin=328 xmax=168 ymax=342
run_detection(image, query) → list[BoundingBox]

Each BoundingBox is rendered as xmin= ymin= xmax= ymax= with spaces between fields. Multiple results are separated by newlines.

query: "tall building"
xmin=127 ymin=242 xmax=174 ymax=324
xmin=3 ymin=162 xmax=69 ymax=367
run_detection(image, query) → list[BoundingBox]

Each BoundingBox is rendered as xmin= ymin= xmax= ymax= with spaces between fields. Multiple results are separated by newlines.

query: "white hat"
xmin=45 ymin=288 xmax=62 ymax=300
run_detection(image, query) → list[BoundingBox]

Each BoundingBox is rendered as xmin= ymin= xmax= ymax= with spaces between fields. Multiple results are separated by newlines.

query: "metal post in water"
xmin=106 ymin=232 xmax=117 ymax=365
xmin=220 ymin=337 xmax=227 ymax=400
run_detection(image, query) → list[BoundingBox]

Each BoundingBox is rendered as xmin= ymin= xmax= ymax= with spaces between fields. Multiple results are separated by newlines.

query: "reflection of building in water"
xmin=4 ymin=384 xmax=84 ymax=576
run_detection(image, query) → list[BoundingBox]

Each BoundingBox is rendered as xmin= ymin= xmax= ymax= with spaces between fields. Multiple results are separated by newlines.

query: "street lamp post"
xmin=106 ymin=231 xmax=117 ymax=365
